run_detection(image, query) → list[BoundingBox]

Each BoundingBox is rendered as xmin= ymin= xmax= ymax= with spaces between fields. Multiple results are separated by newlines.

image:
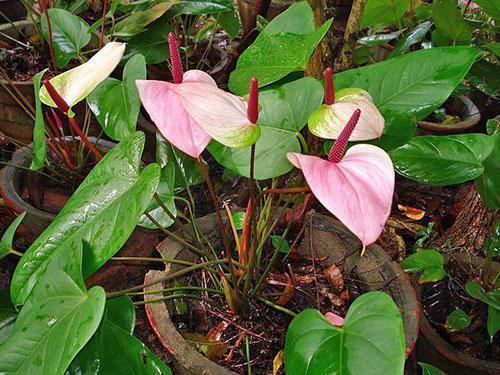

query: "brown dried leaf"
xmin=277 ymin=273 xmax=294 ymax=306
xmin=273 ymin=350 xmax=285 ymax=375
xmin=398 ymin=204 xmax=425 ymax=220
xmin=323 ymin=263 xmax=344 ymax=292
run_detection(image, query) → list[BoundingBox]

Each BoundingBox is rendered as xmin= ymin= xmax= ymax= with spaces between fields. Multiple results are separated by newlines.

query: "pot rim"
xmin=415 ymin=253 xmax=500 ymax=372
xmin=144 ymin=212 xmax=420 ymax=374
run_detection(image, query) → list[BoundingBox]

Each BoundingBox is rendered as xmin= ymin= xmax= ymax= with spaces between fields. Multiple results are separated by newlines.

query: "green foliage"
xmin=0 ymin=212 xmax=25 ymax=261
xmin=87 ymin=54 xmax=147 ymax=141
xmin=465 ymin=282 xmax=500 ymax=340
xmin=0 ymin=290 xmax=16 ymax=346
xmin=0 ymin=242 xmax=105 ymax=374
xmin=271 ymin=235 xmax=290 ymax=254
xmin=68 ymin=296 xmax=172 ymax=375
xmin=228 ymin=2 xmax=332 ymax=95
xmin=232 ymin=212 xmax=246 ymax=230
xmin=401 ymin=249 xmax=446 ymax=283
xmin=467 ymin=60 xmax=500 ymax=97
xmin=285 ymin=292 xmax=405 ymax=374
xmin=41 ymin=8 xmax=91 ymax=68
xmin=389 ymin=21 xmax=432 ymax=57
xmin=219 ymin=11 xmax=240 ymax=40
xmin=113 ymin=1 xmax=175 ymax=38
xmin=171 ymin=0 xmax=233 ymax=15
xmin=446 ymin=309 xmax=471 ymax=330
xmin=360 ymin=0 xmax=410 ymax=29
xmin=123 ymin=21 xmax=172 ymax=65
xmin=471 ymin=0 xmax=500 ymax=20
xmin=390 ymin=134 xmax=494 ymax=185
xmin=10 ymin=132 xmax=161 ymax=306
xmin=476 ymin=133 xmax=500 ymax=208
xmin=209 ymin=77 xmax=323 ymax=179
xmin=432 ymin=0 xmax=472 ymax=45
xmin=30 ymin=69 xmax=49 ymax=170
xmin=419 ymin=362 xmax=447 ymax=375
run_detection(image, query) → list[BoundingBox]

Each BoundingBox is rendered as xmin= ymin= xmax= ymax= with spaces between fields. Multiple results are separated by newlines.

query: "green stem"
xmin=111 ymin=256 xmax=197 ymax=266
xmin=296 ymin=132 xmax=309 ymax=153
xmin=245 ymin=335 xmax=252 ymax=375
xmin=257 ymin=296 xmax=297 ymax=317
xmin=127 ymin=285 xmax=223 ymax=297
xmin=9 ymin=249 xmax=24 ymax=257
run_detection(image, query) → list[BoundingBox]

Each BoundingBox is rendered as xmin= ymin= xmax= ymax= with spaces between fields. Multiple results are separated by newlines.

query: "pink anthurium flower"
xmin=308 ymin=67 xmax=384 ymax=141
xmin=136 ymin=33 xmax=260 ymax=158
xmin=287 ymin=109 xmax=394 ymax=252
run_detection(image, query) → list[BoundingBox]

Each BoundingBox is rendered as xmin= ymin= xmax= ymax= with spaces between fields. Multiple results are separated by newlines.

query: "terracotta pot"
xmin=415 ymin=254 xmax=500 ymax=375
xmin=417 ymin=95 xmax=481 ymax=134
xmin=0 ymin=21 xmax=102 ymax=144
xmin=0 ymin=0 xmax=27 ymax=22
xmin=144 ymin=212 xmax=420 ymax=374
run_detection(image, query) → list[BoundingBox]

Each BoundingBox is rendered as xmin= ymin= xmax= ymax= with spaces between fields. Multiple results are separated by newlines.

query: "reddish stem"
xmin=49 ymin=108 xmax=74 ymax=163
xmin=247 ymin=77 xmax=259 ymax=124
xmin=328 ymin=109 xmax=361 ymax=163
xmin=43 ymin=79 xmax=69 ymax=113
xmin=324 ymin=67 xmax=334 ymax=106
xmin=40 ymin=0 xmax=57 ymax=73
xmin=99 ymin=0 xmax=107 ymax=49
xmin=68 ymin=117 xmax=102 ymax=160
xmin=168 ymin=32 xmax=183 ymax=84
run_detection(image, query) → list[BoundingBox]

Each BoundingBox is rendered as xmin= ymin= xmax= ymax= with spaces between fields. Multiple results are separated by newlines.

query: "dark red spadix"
xmin=168 ymin=32 xmax=184 ymax=84
xmin=328 ymin=109 xmax=361 ymax=163
xmin=247 ymin=77 xmax=259 ymax=124
xmin=324 ymin=67 xmax=334 ymax=106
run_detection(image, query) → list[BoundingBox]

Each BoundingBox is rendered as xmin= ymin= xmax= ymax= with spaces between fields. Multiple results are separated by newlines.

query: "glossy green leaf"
xmin=360 ymin=0 xmax=410 ymax=29
xmin=446 ymin=309 xmax=471 ymax=330
xmin=30 ymin=69 xmax=49 ymax=170
xmin=271 ymin=235 xmax=290 ymax=254
xmin=467 ymin=59 xmax=500 ymax=97
xmin=487 ymin=305 xmax=500 ymax=342
xmin=41 ymin=8 xmax=91 ymax=68
xmin=123 ymin=21 xmax=172 ymax=65
xmin=472 ymin=0 xmax=500 ymax=20
xmin=0 ymin=212 xmax=26 ymax=261
xmin=87 ymin=54 xmax=146 ymax=141
xmin=232 ymin=212 xmax=245 ymax=230
xmin=389 ymin=21 xmax=432 ymax=57
xmin=0 ymin=290 xmax=16 ymax=345
xmin=219 ymin=11 xmax=240 ymax=40
xmin=285 ymin=291 xmax=405 ymax=375
xmin=419 ymin=362 xmax=447 ymax=375
xmin=68 ymin=296 xmax=171 ymax=375
xmin=465 ymin=282 xmax=500 ymax=310
xmin=10 ymin=132 xmax=161 ymax=306
xmin=209 ymin=77 xmax=323 ymax=179
xmin=476 ymin=133 xmax=500 ymax=209
xmin=113 ymin=1 xmax=175 ymax=37
xmin=0 ymin=242 xmax=105 ymax=374
xmin=334 ymin=47 xmax=480 ymax=122
xmin=400 ymin=249 xmax=446 ymax=283
xmin=390 ymin=134 xmax=494 ymax=185
xmin=486 ymin=118 xmax=498 ymax=136
xmin=172 ymin=0 xmax=233 ymax=15
xmin=433 ymin=0 xmax=472 ymax=45
xmin=358 ymin=30 xmax=404 ymax=47
xmin=228 ymin=4 xmax=332 ymax=95
xmin=260 ymin=1 xmax=315 ymax=35
xmin=370 ymin=114 xmax=416 ymax=151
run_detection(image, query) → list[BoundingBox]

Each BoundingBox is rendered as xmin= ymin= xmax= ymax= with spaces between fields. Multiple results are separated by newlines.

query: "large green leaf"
xmin=113 ymin=1 xmax=176 ymax=38
xmin=68 ymin=296 xmax=172 ymax=375
xmin=467 ymin=59 xmax=500 ymax=97
xmin=285 ymin=291 xmax=405 ymax=375
xmin=476 ymin=133 xmax=500 ymax=209
xmin=0 ymin=290 xmax=16 ymax=345
xmin=228 ymin=2 xmax=332 ymax=95
xmin=172 ymin=0 xmax=233 ymax=15
xmin=472 ymin=0 xmax=500 ymax=20
xmin=0 ymin=242 xmax=105 ymax=374
xmin=334 ymin=47 xmax=480 ymax=121
xmin=259 ymin=1 xmax=315 ymax=35
xmin=432 ymin=0 xmax=472 ymax=45
xmin=124 ymin=21 xmax=172 ymax=65
xmin=0 ymin=212 xmax=26 ymax=261
xmin=360 ymin=0 xmax=410 ymax=29
xmin=41 ymin=8 xmax=91 ymax=68
xmin=209 ymin=77 xmax=323 ymax=179
xmin=87 ymin=54 xmax=146 ymax=141
xmin=10 ymin=132 xmax=161 ymax=306
xmin=390 ymin=134 xmax=494 ymax=185
xmin=465 ymin=282 xmax=500 ymax=310
xmin=30 ymin=69 xmax=49 ymax=170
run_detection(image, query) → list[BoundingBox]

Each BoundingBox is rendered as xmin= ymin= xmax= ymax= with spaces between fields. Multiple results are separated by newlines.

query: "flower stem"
xmin=99 ymin=0 xmax=107 ymax=49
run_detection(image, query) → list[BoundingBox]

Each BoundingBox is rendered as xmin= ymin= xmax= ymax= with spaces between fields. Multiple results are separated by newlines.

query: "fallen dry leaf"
xmin=323 ymin=263 xmax=344 ymax=292
xmin=273 ymin=350 xmax=285 ymax=375
xmin=398 ymin=204 xmax=425 ymax=220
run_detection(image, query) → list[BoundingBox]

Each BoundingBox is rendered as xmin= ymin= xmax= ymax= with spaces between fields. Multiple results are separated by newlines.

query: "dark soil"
xmin=421 ymin=256 xmax=500 ymax=361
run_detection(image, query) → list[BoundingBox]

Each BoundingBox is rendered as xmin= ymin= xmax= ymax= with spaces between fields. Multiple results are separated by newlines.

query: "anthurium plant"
xmin=0 ymin=1 xmax=490 ymax=374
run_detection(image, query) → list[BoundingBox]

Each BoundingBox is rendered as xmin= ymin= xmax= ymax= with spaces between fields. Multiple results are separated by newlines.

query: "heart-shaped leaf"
xmin=87 ymin=54 xmax=146 ymax=141
xmin=285 ymin=291 xmax=405 ymax=374
xmin=68 ymin=296 xmax=172 ymax=375
xmin=465 ymin=282 xmax=500 ymax=310
xmin=41 ymin=8 xmax=91 ymax=68
xmin=288 ymin=144 xmax=395 ymax=246
xmin=390 ymin=134 xmax=495 ymax=185
xmin=259 ymin=1 xmax=315 ymax=35
xmin=476 ymin=133 xmax=500 ymax=209
xmin=0 ymin=212 xmax=25 ymax=261
xmin=360 ymin=0 xmax=410 ymax=29
xmin=446 ymin=309 xmax=471 ymax=331
xmin=0 ymin=290 xmax=16 ymax=345
xmin=228 ymin=2 xmax=332 ymax=95
xmin=401 ymin=249 xmax=446 ymax=283
xmin=209 ymin=77 xmax=323 ymax=179
xmin=10 ymin=132 xmax=161 ymax=306
xmin=432 ymin=0 xmax=472 ymax=45
xmin=0 ymin=242 xmax=105 ymax=374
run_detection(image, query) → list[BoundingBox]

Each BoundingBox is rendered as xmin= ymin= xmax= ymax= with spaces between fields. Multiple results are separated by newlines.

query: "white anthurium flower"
xmin=39 ymin=42 xmax=126 ymax=110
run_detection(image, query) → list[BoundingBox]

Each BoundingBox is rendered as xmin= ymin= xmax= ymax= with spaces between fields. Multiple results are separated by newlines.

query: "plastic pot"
xmin=144 ymin=212 xmax=419 ymax=374
xmin=415 ymin=254 xmax=500 ymax=375
xmin=416 ymin=95 xmax=481 ymax=134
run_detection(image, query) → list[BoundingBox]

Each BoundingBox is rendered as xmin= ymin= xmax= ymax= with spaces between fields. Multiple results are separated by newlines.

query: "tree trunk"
xmin=433 ymin=185 xmax=496 ymax=255
xmin=305 ymin=0 xmax=333 ymax=78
